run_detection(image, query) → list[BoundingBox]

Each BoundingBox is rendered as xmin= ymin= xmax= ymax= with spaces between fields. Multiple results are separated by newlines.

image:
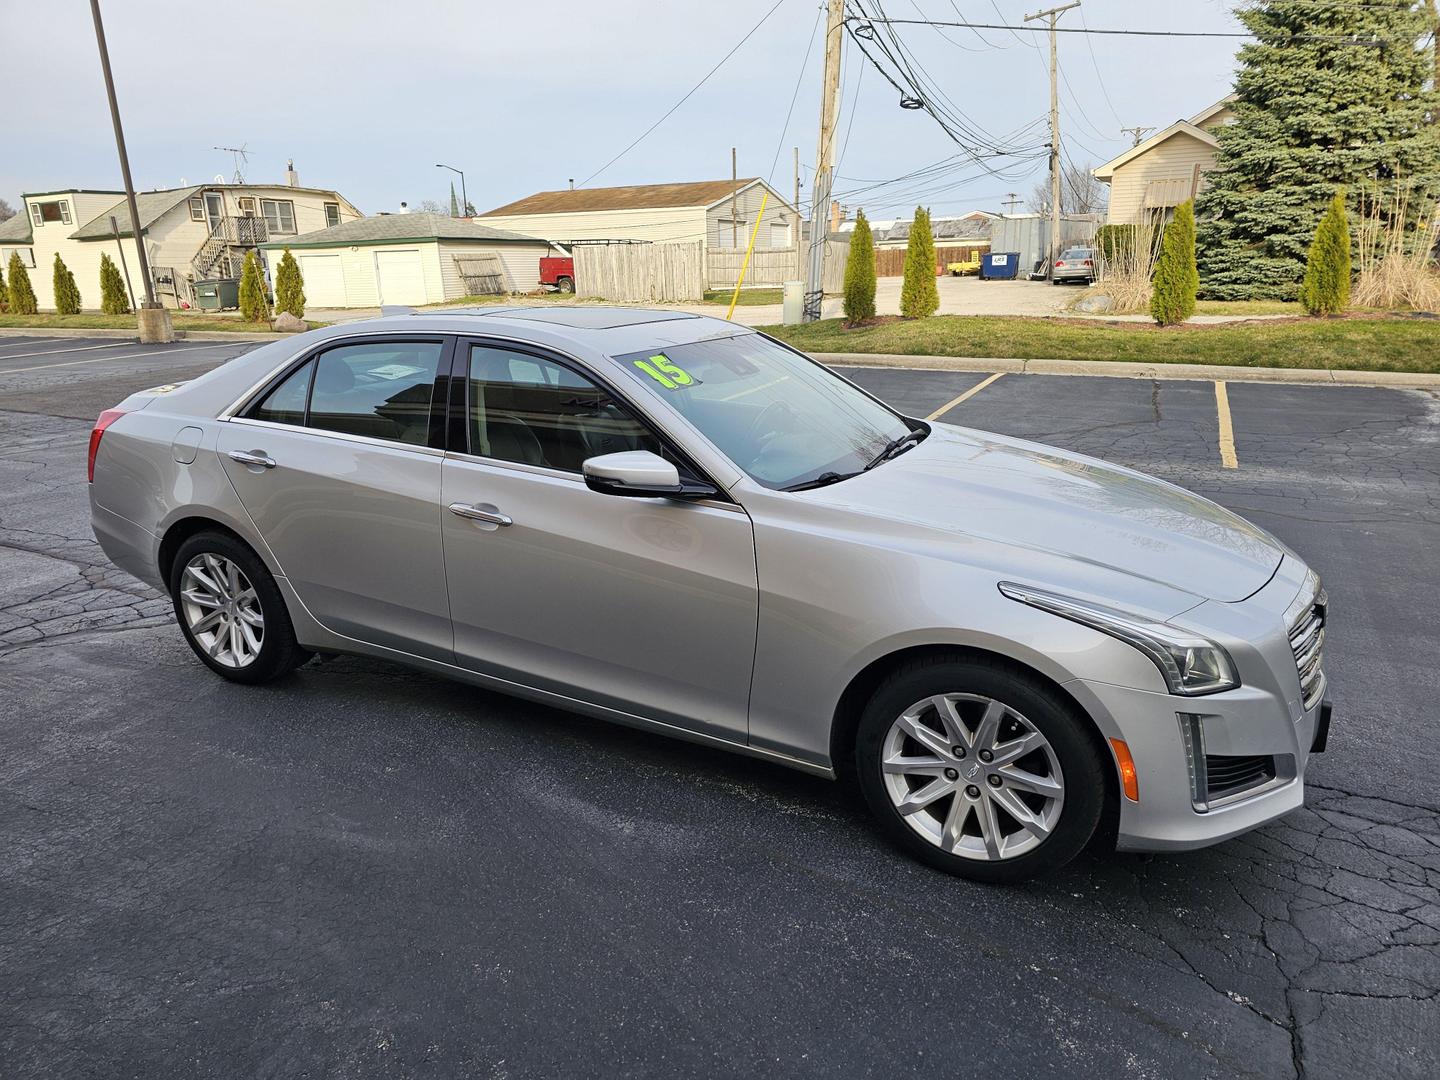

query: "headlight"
xmin=998 ymin=582 xmax=1239 ymax=696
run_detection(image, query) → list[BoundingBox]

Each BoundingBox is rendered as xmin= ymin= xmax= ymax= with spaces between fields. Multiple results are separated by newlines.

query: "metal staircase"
xmin=190 ymin=216 xmax=269 ymax=281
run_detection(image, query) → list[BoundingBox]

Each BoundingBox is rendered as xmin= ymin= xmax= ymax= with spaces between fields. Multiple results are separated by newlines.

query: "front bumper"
xmin=1068 ymin=675 xmax=1326 ymax=852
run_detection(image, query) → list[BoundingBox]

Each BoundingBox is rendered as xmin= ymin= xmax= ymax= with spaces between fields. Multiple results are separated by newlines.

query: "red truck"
xmin=538 ymin=256 xmax=575 ymax=294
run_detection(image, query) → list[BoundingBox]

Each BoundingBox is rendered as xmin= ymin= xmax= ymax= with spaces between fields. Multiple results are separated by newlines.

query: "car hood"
xmin=809 ymin=424 xmax=1283 ymax=604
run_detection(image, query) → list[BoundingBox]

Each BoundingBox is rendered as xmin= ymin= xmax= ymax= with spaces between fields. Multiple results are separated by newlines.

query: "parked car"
xmin=538 ymin=255 xmax=574 ymax=293
xmin=89 ymin=308 xmax=1331 ymax=883
xmin=1051 ymin=246 xmax=1097 ymax=285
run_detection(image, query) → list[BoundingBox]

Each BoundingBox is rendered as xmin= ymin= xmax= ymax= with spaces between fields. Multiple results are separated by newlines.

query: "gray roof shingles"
xmin=68 ymin=187 xmax=202 ymax=240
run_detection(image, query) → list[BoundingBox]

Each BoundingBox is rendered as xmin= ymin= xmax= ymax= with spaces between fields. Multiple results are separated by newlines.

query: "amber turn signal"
xmin=1110 ymin=738 xmax=1140 ymax=802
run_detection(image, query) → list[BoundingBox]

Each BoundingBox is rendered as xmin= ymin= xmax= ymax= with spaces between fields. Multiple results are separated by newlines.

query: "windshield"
xmin=1060 ymin=248 xmax=1093 ymax=260
xmin=613 ymin=334 xmax=912 ymax=490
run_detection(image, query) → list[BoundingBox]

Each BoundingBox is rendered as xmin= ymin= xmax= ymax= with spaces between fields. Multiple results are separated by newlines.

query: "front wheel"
xmin=855 ymin=655 xmax=1106 ymax=883
xmin=169 ymin=530 xmax=310 ymax=684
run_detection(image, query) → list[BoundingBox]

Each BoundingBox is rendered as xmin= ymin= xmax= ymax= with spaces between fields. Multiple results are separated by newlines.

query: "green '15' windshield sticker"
xmin=633 ymin=353 xmax=698 ymax=390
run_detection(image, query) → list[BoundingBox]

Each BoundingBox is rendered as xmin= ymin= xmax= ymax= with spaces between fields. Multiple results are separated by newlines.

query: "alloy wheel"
xmin=881 ymin=693 xmax=1065 ymax=861
xmin=179 ymin=552 xmax=264 ymax=669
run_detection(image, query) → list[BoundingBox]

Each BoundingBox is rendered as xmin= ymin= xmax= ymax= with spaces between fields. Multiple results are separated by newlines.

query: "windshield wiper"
xmin=783 ymin=470 xmax=858 ymax=492
xmin=864 ymin=426 xmax=926 ymax=471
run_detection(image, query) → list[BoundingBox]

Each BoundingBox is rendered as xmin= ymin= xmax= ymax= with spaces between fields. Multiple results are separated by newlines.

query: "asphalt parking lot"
xmin=2 ymin=334 xmax=1438 ymax=1079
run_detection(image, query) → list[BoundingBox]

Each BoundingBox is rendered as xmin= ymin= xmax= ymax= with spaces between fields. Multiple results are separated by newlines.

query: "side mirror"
xmin=582 ymin=451 xmax=718 ymax=500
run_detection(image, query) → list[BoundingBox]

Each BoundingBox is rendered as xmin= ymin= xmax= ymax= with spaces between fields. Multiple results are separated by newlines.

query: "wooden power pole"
xmin=793 ymin=145 xmax=802 ymax=280
xmin=804 ymin=0 xmax=845 ymax=321
xmin=1025 ymin=1 xmax=1080 ymax=279
xmin=731 ymin=147 xmax=739 ymax=249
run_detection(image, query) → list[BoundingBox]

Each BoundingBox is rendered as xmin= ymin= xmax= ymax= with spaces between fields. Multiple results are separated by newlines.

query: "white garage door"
xmin=296 ymin=255 xmax=347 ymax=307
xmin=374 ymin=249 xmax=428 ymax=305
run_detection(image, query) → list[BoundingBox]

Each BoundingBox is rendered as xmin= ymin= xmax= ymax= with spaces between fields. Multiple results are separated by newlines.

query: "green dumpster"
xmin=193 ymin=278 xmax=240 ymax=311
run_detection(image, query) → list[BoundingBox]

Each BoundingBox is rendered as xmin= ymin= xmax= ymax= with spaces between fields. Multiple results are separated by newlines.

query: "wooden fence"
xmin=707 ymin=239 xmax=849 ymax=292
xmin=875 ymin=244 xmax=989 ymax=277
xmin=574 ymin=241 xmax=705 ymax=302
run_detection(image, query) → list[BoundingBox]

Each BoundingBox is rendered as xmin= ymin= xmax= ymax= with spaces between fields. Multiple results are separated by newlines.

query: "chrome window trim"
xmin=227 ymin=416 xmax=446 ymax=459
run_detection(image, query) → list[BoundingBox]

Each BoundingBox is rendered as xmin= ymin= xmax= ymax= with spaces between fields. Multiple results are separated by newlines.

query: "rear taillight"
xmin=1084 ymin=259 xmax=1094 ymax=267
xmin=88 ymin=408 xmax=128 ymax=483
xmin=1055 ymin=260 xmax=1065 ymax=267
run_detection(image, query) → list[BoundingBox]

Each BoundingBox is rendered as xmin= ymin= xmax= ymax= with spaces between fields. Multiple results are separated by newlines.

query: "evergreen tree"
xmin=1151 ymin=201 xmax=1199 ymax=326
xmin=843 ymin=210 xmax=877 ymax=322
xmin=899 ymin=206 xmax=939 ymax=318
xmin=53 ymin=253 xmax=81 ymax=315
xmin=274 ymin=248 xmax=305 ymax=318
xmin=1196 ymin=1 xmax=1440 ymax=300
xmin=7 ymin=253 xmax=36 ymax=315
xmin=238 ymin=251 xmax=270 ymax=322
xmin=1299 ymin=190 xmax=1351 ymax=315
xmin=0 ymin=258 xmax=6 ymax=313
xmin=99 ymin=252 xmax=130 ymax=315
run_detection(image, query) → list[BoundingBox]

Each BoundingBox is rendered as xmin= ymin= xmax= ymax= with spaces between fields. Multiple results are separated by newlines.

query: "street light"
xmin=436 ymin=164 xmax=468 ymax=218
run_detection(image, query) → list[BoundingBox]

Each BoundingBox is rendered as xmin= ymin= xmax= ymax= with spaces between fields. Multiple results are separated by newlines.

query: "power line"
xmin=1077 ymin=7 xmax=1123 ymax=128
xmin=767 ymin=3 xmax=824 ymax=188
xmin=580 ymin=0 xmax=787 ymax=187
xmin=844 ymin=14 xmax=1400 ymax=42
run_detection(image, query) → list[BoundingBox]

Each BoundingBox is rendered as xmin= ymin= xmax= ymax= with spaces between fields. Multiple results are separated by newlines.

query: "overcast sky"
xmin=1 ymin=0 xmax=1246 ymax=220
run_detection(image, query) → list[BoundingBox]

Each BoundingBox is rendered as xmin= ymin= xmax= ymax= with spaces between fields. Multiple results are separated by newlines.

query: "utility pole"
xmin=1002 ymin=192 xmax=1022 ymax=214
xmin=1120 ymin=125 xmax=1154 ymax=147
xmin=1025 ymin=1 xmax=1080 ymax=280
xmin=731 ymin=147 xmax=739 ymax=250
xmin=793 ymin=145 xmax=802 ymax=280
xmin=804 ymin=0 xmax=845 ymax=321
xmin=89 ymin=0 xmax=170 ymax=342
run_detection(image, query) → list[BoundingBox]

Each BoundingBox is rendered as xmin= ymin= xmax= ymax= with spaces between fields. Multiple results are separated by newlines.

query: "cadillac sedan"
xmin=89 ymin=307 xmax=1331 ymax=883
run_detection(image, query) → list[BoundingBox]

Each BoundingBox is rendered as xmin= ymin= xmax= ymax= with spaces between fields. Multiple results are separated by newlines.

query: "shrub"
xmin=900 ymin=206 xmax=939 ymax=318
xmin=0 ymin=258 xmax=6 ymax=313
xmin=274 ymin=248 xmax=305 ymax=319
xmin=1150 ymin=200 xmax=1198 ymax=326
xmin=53 ymin=253 xmax=82 ymax=315
xmin=99 ymin=252 xmax=130 ymax=315
xmin=1353 ymin=182 xmax=1440 ymax=311
xmin=1298 ymin=191 xmax=1352 ymax=316
xmin=238 ymin=251 xmax=270 ymax=322
xmin=7 ymin=253 xmax=36 ymax=314
xmin=843 ymin=210 xmax=877 ymax=322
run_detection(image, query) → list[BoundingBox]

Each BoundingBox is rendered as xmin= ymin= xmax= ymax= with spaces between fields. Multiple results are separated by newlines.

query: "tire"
xmin=169 ymin=530 xmax=311 ymax=684
xmin=855 ymin=654 xmax=1106 ymax=884
xmin=557 ymin=276 xmax=575 ymax=294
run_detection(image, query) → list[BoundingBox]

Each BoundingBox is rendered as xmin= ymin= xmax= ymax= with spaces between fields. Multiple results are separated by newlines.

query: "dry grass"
xmin=1081 ymin=217 xmax=1162 ymax=314
xmin=1353 ymin=184 xmax=1440 ymax=312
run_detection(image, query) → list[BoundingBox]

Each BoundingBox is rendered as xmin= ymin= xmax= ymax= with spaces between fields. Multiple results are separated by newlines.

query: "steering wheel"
xmin=747 ymin=399 xmax=799 ymax=445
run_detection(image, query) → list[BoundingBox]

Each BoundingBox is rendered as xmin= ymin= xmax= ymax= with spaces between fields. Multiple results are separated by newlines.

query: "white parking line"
xmin=0 ymin=342 xmax=224 ymax=376
xmin=0 ymin=341 xmax=134 ymax=362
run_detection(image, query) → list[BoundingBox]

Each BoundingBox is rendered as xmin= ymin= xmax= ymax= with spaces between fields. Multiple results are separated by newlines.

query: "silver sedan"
xmin=89 ymin=308 xmax=1331 ymax=883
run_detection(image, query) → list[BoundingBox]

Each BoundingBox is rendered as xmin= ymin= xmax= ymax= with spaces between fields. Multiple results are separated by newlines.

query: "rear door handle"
xmin=228 ymin=449 xmax=276 ymax=469
xmin=448 ymin=502 xmax=513 ymax=527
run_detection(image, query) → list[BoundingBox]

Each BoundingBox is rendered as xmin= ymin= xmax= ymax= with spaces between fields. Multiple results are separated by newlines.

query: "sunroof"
xmin=482 ymin=307 xmax=702 ymax=330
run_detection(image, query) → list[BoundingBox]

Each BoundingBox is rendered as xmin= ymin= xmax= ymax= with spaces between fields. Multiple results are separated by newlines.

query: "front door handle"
xmin=228 ymin=449 xmax=276 ymax=469
xmin=448 ymin=502 xmax=513 ymax=527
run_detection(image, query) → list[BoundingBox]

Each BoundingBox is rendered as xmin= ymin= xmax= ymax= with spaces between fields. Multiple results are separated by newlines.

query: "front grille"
xmin=1289 ymin=593 xmax=1326 ymax=710
xmin=1203 ymin=753 xmax=1277 ymax=800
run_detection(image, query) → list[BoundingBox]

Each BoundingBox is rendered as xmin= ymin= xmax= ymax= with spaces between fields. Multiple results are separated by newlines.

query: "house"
xmin=478 ymin=178 xmax=800 ymax=251
xmin=261 ymin=214 xmax=553 ymax=307
xmin=1093 ymin=96 xmax=1237 ymax=224
xmin=0 ymin=172 xmax=361 ymax=311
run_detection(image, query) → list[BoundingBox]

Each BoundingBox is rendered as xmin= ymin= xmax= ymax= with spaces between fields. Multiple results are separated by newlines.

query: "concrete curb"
xmin=814 ymin=352 xmax=1440 ymax=390
xmin=0 ymin=327 xmax=292 ymax=343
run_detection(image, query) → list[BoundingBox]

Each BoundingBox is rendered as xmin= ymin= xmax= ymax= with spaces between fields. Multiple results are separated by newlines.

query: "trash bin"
xmin=193 ymin=278 xmax=240 ymax=311
xmin=978 ymin=252 xmax=1021 ymax=281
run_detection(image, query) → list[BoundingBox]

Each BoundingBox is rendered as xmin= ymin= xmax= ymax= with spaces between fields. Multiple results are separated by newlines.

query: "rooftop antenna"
xmin=213 ymin=143 xmax=250 ymax=184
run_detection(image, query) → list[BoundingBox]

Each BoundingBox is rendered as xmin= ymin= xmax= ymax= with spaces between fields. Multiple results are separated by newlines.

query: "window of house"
xmin=324 ymin=202 xmax=341 ymax=228
xmin=260 ymin=199 xmax=296 ymax=235
xmin=189 ymin=197 xmax=205 ymax=221
xmin=769 ymin=221 xmax=790 ymax=248
xmin=1 ymin=247 xmax=36 ymax=268
xmin=237 ymin=197 xmax=257 ymax=216
xmin=29 ymin=199 xmax=72 ymax=227
xmin=716 ymin=220 xmax=746 ymax=249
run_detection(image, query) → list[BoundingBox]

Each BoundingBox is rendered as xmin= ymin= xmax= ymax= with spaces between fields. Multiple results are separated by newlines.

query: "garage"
xmin=374 ymin=249 xmax=427 ymax=305
xmin=262 ymin=213 xmax=552 ymax=310
xmin=295 ymin=254 xmax=347 ymax=307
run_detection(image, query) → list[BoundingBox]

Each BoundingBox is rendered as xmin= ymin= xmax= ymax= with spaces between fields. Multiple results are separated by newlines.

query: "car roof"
xmin=374 ymin=305 xmax=751 ymax=354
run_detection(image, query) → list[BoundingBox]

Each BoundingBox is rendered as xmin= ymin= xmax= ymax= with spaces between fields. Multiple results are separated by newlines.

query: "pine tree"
xmin=1196 ymin=1 xmax=1440 ymax=300
xmin=0 ymin=258 xmax=6 ymax=313
xmin=843 ymin=210 xmax=877 ymax=323
xmin=99 ymin=252 xmax=130 ymax=315
xmin=7 ymin=253 xmax=36 ymax=315
xmin=53 ymin=253 xmax=81 ymax=315
xmin=1299 ymin=190 xmax=1351 ymax=315
xmin=1151 ymin=201 xmax=1199 ymax=326
xmin=238 ymin=251 xmax=270 ymax=322
xmin=899 ymin=206 xmax=939 ymax=318
xmin=274 ymin=248 xmax=305 ymax=318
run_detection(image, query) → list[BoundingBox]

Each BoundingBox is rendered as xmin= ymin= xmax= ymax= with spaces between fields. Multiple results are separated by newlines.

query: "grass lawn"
xmin=702 ymin=288 xmax=784 ymax=306
xmin=0 ymin=312 xmax=320 ymax=332
xmin=1193 ymin=299 xmax=1303 ymax=316
xmin=760 ymin=314 xmax=1440 ymax=374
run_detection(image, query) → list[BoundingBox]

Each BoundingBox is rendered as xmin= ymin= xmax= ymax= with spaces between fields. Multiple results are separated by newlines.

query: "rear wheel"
xmin=557 ymin=276 xmax=575 ymax=294
xmin=855 ymin=655 xmax=1105 ymax=883
xmin=169 ymin=530 xmax=310 ymax=684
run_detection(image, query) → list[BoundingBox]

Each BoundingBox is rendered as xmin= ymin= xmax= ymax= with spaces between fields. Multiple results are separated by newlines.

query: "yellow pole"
xmin=726 ymin=190 xmax=770 ymax=321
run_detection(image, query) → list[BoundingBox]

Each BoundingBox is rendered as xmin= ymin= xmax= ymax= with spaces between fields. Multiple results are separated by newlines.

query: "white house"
xmin=0 ymin=173 xmax=361 ymax=310
xmin=263 ymin=214 xmax=553 ymax=308
xmin=1093 ymin=96 xmax=1237 ymax=224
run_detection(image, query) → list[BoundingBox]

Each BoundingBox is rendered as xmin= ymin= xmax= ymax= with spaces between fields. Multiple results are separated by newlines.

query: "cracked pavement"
xmin=1 ymin=340 xmax=1437 ymax=1078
